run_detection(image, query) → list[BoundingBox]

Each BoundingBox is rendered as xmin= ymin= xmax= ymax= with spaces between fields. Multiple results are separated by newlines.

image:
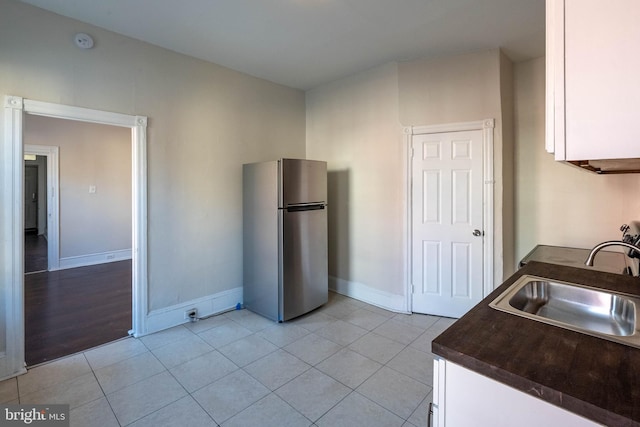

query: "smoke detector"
xmin=74 ymin=33 xmax=94 ymax=49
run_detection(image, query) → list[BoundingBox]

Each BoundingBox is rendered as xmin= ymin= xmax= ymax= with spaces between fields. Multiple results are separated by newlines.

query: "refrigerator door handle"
xmin=285 ymin=203 xmax=326 ymax=212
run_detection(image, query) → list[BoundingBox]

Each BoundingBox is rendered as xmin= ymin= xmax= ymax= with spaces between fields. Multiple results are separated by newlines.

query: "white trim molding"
xmin=1 ymin=96 xmax=27 ymax=380
xmin=59 ymin=249 xmax=132 ymax=270
xmin=22 ymin=99 xmax=140 ymax=128
xmin=1 ymin=95 xmax=148 ymax=379
xmin=403 ymin=119 xmax=495 ymax=314
xmin=131 ymin=116 xmax=148 ymax=337
xmin=329 ymin=276 xmax=408 ymax=314
xmin=144 ymin=287 xmax=243 ymax=336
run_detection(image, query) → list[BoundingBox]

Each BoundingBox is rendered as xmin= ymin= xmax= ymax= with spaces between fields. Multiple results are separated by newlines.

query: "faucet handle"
xmin=629 ymin=235 xmax=640 ymax=259
xmin=621 ymin=224 xmax=630 ymax=234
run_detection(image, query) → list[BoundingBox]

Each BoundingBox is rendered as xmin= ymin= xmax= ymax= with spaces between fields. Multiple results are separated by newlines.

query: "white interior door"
xmin=411 ymin=130 xmax=484 ymax=318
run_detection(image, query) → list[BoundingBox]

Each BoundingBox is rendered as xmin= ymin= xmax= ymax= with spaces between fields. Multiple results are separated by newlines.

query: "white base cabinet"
xmin=430 ymin=359 xmax=603 ymax=427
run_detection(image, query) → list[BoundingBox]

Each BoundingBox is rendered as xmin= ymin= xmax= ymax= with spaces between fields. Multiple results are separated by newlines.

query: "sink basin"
xmin=490 ymin=275 xmax=640 ymax=348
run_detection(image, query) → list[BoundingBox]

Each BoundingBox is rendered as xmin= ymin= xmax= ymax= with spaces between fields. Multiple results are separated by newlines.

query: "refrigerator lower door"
xmin=280 ymin=206 xmax=328 ymax=321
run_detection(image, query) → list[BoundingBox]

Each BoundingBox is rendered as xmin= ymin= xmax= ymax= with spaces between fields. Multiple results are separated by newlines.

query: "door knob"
xmin=472 ymin=229 xmax=483 ymax=237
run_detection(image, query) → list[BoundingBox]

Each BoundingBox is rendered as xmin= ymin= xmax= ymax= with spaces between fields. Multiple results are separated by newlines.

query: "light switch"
xmin=89 ymin=185 xmax=96 ymax=193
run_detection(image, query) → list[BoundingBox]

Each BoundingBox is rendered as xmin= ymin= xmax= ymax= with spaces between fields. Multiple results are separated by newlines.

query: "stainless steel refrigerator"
xmin=243 ymin=158 xmax=328 ymax=322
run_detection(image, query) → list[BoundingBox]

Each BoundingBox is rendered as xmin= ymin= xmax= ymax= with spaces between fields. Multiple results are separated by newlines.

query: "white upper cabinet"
xmin=546 ymin=0 xmax=640 ymax=161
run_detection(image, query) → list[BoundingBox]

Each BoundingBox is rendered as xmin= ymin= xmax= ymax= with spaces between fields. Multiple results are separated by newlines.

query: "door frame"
xmin=404 ymin=119 xmax=495 ymax=313
xmin=23 ymin=144 xmax=60 ymax=271
xmin=2 ymin=95 xmax=148 ymax=380
xmin=23 ymin=165 xmax=39 ymax=231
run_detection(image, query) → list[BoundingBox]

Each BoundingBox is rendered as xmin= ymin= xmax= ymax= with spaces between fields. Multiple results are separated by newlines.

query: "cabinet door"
xmin=440 ymin=361 xmax=603 ymax=427
xmin=431 ymin=359 xmax=445 ymax=427
xmin=547 ymin=0 xmax=640 ymax=161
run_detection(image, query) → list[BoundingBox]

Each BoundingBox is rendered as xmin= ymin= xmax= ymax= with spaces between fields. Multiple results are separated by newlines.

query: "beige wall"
xmin=0 ymin=0 xmax=306 ymax=312
xmin=306 ymin=63 xmax=405 ymax=297
xmin=25 ymin=115 xmax=131 ymax=258
xmin=307 ymin=49 xmax=514 ymax=306
xmin=398 ymin=50 xmax=502 ymax=126
xmin=514 ymin=57 xmax=640 ymax=261
xmin=500 ymin=51 xmax=516 ymax=276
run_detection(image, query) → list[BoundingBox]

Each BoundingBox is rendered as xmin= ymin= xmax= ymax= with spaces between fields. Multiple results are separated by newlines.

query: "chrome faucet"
xmin=585 ymin=241 xmax=640 ymax=268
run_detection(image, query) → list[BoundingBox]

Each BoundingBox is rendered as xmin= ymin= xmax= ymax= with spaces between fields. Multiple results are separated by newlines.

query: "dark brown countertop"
xmin=432 ymin=261 xmax=640 ymax=427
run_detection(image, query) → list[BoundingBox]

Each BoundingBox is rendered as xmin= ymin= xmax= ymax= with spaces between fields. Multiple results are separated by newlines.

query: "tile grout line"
xmin=84 ymin=364 xmax=122 ymax=427
xmin=86 ymin=343 xmax=192 ymax=427
xmin=12 ymin=294 xmax=445 ymax=426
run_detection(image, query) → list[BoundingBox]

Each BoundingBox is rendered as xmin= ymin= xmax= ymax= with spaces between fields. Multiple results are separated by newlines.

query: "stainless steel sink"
xmin=490 ymin=275 xmax=640 ymax=348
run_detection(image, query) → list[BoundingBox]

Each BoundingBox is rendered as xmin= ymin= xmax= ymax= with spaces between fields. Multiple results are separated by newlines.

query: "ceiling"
xmin=19 ymin=0 xmax=546 ymax=90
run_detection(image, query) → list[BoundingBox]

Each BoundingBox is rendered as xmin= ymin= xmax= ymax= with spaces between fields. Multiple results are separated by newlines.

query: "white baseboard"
xmin=144 ymin=287 xmax=243 ymax=336
xmin=329 ymin=275 xmax=408 ymax=313
xmin=57 ymin=249 xmax=132 ymax=270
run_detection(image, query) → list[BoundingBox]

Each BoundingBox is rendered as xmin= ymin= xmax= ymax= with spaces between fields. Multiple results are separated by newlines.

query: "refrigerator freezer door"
xmin=280 ymin=159 xmax=327 ymax=207
xmin=280 ymin=206 xmax=328 ymax=321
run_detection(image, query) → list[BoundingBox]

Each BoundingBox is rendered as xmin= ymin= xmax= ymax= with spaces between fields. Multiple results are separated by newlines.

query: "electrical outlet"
xmin=184 ymin=308 xmax=197 ymax=320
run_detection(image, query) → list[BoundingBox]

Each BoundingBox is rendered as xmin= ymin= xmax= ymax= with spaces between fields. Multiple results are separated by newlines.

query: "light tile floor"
xmin=0 ymin=292 xmax=456 ymax=427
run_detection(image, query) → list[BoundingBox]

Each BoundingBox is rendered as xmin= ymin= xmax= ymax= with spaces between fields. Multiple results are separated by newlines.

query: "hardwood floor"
xmin=24 ymin=231 xmax=48 ymax=273
xmin=24 ymin=260 xmax=132 ymax=366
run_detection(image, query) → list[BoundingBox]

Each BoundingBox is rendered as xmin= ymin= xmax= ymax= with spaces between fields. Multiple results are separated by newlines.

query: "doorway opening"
xmin=1 ymin=96 xmax=149 ymax=379
xmin=23 ymin=116 xmax=133 ymax=366
xmin=24 ymin=157 xmax=47 ymax=274
xmin=23 ymin=144 xmax=59 ymax=274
